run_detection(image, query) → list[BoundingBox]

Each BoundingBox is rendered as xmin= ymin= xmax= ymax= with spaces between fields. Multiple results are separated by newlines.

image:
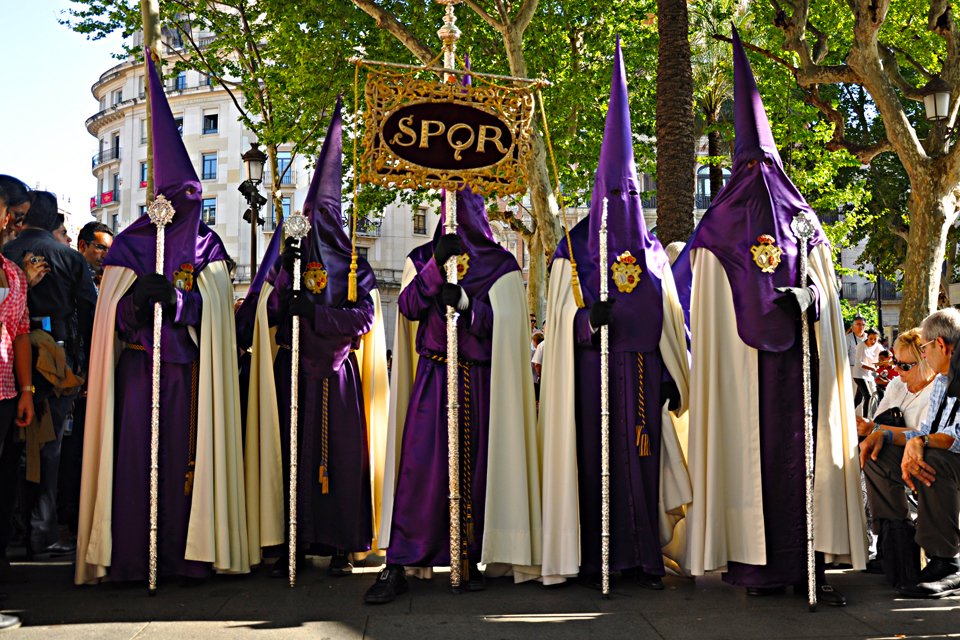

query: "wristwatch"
xmin=921 ymin=434 xmax=931 ymax=448
xmin=22 ymin=385 xmax=35 ymax=395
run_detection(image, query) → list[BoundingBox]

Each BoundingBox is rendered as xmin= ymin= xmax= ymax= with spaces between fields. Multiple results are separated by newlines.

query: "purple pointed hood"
xmin=271 ymin=97 xmax=376 ymax=307
xmin=555 ymin=38 xmax=667 ymax=353
xmin=678 ymin=25 xmax=828 ymax=352
xmin=408 ymin=60 xmax=518 ymax=293
xmin=105 ymin=48 xmax=226 ymax=278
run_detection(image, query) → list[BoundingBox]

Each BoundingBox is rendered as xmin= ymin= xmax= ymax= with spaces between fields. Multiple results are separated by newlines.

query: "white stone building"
xmin=86 ymin=45 xmax=310 ymax=288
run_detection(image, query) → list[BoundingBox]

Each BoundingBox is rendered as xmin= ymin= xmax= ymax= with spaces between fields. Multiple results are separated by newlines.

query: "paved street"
xmin=2 ymin=553 xmax=959 ymax=639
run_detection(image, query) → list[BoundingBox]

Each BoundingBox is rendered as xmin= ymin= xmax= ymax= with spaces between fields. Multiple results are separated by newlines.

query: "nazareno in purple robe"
xmin=104 ymin=50 xmax=232 ymax=581
xmin=387 ymin=185 xmax=519 ymax=568
xmin=672 ymin=27 xmax=829 ymax=588
xmin=254 ymin=97 xmax=377 ymax=553
xmin=553 ymin=38 xmax=673 ymax=576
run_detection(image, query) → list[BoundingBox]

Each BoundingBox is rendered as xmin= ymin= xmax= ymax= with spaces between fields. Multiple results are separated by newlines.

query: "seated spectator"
xmin=860 ymin=310 xmax=960 ymax=598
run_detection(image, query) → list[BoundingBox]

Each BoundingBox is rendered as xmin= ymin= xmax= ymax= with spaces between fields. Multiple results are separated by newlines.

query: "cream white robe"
xmin=243 ymin=283 xmax=390 ymax=561
xmin=683 ymin=245 xmax=868 ymax=576
xmin=76 ymin=261 xmax=249 ymax=584
xmin=379 ymin=261 xmax=542 ymax=582
xmin=539 ymin=257 xmax=693 ymax=585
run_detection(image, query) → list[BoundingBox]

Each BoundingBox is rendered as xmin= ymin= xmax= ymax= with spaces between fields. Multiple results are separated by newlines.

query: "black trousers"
xmin=0 ymin=397 xmax=21 ymax=557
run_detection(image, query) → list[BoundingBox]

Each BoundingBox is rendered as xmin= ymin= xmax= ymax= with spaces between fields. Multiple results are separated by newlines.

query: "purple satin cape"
xmin=673 ymin=27 xmax=827 ymax=352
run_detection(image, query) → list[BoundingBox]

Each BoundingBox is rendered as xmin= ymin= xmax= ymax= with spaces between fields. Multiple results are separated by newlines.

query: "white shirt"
xmin=874 ymin=376 xmax=935 ymax=429
xmin=846 ymin=331 xmax=863 ymax=366
xmin=852 ymin=341 xmax=881 ymax=380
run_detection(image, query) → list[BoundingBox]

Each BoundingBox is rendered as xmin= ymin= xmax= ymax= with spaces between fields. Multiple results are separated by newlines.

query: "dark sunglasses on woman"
xmin=892 ymin=359 xmax=916 ymax=372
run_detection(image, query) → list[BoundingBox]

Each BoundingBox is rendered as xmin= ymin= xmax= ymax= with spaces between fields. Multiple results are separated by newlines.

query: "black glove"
xmin=282 ymin=237 xmax=302 ymax=273
xmin=589 ymin=299 xmax=616 ymax=329
xmin=434 ymin=233 xmax=462 ymax=266
xmin=132 ymin=273 xmax=177 ymax=325
xmin=662 ymin=379 xmax=681 ymax=412
xmin=287 ymin=292 xmax=316 ymax=322
xmin=773 ymin=286 xmax=816 ymax=316
xmin=133 ymin=273 xmax=177 ymax=310
xmin=440 ymin=283 xmax=469 ymax=311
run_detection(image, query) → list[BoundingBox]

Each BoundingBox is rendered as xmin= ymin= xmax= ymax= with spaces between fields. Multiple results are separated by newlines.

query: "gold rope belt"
xmin=423 ymin=352 xmax=475 ymax=578
xmin=636 ymin=353 xmax=650 ymax=457
xmin=319 ymin=378 xmax=330 ymax=494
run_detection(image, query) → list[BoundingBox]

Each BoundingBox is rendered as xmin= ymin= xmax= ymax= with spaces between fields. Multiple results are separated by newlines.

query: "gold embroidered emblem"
xmin=303 ymin=262 xmax=328 ymax=294
xmin=456 ymin=253 xmax=470 ymax=279
xmin=750 ymin=234 xmax=782 ymax=273
xmin=172 ymin=264 xmax=194 ymax=292
xmin=611 ymin=251 xmax=642 ymax=293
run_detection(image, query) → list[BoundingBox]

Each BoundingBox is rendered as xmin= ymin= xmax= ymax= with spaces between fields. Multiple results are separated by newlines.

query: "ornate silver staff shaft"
xmin=791 ymin=211 xmax=817 ymax=612
xmin=599 ymin=198 xmax=611 ymax=598
xmin=284 ymin=210 xmax=311 ymax=589
xmin=437 ymin=0 xmax=462 ymax=591
xmin=146 ymin=195 xmax=175 ymax=596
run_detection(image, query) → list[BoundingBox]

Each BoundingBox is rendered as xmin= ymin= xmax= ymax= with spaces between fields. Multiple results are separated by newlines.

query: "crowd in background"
xmin=0 ymin=174 xmax=113 ymax=631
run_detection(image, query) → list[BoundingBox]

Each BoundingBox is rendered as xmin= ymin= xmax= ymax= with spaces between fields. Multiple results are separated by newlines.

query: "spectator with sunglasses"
xmin=860 ymin=311 xmax=960 ymax=598
xmin=0 ymin=175 xmax=30 ymax=247
xmin=858 ymin=329 xmax=936 ymax=440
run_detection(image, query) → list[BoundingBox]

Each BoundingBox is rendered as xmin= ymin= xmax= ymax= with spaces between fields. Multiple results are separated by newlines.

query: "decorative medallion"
xmin=611 ymin=251 xmax=642 ymax=293
xmin=172 ymin=263 xmax=194 ymax=292
xmin=303 ymin=262 xmax=328 ymax=294
xmin=456 ymin=253 xmax=470 ymax=280
xmin=750 ymin=234 xmax=782 ymax=273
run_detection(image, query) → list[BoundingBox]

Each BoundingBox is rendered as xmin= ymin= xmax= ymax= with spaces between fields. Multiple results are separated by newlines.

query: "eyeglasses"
xmin=919 ymin=339 xmax=936 ymax=354
xmin=892 ymin=359 xmax=917 ymax=372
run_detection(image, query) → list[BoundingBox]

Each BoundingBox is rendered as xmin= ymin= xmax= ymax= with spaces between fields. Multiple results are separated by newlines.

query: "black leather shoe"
xmin=464 ymin=563 xmax=486 ymax=592
xmin=365 ymin=565 xmax=408 ymax=604
xmin=746 ymin=586 xmax=785 ymax=597
xmin=917 ymin=556 xmax=960 ymax=584
xmin=268 ymin=554 xmax=304 ymax=579
xmin=636 ymin=572 xmax=664 ymax=591
xmin=815 ymin=584 xmax=847 ymax=607
xmin=579 ymin=572 xmax=604 ymax=591
xmin=915 ymin=571 xmax=960 ymax=598
xmin=328 ymin=553 xmax=353 ymax=577
xmin=864 ymin=558 xmax=884 ymax=574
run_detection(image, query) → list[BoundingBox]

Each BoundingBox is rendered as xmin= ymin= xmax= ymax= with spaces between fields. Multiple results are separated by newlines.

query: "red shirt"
xmin=0 ymin=256 xmax=30 ymax=400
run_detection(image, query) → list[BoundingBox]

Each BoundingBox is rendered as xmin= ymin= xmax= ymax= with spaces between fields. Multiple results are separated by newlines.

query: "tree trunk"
xmin=528 ymin=230 xmax=546 ymax=320
xmin=899 ymin=185 xmax=953 ymax=330
xmin=502 ymin=25 xmax=560 ymax=316
xmin=655 ymin=0 xmax=695 ymax=245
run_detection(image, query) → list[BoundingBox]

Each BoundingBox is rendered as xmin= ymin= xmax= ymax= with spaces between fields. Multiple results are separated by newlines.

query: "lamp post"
xmin=922 ymin=77 xmax=952 ymax=122
xmin=239 ymin=142 xmax=267 ymax=282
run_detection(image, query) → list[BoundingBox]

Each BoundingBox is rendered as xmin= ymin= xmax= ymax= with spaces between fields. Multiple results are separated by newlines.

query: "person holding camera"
xmin=1 ymin=191 xmax=96 ymax=556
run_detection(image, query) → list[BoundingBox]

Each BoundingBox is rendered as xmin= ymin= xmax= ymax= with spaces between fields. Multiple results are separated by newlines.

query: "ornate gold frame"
xmin=359 ymin=67 xmax=536 ymax=196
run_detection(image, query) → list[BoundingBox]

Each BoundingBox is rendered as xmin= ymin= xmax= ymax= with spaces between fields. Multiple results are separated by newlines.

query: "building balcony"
xmin=89 ymin=190 xmax=118 ymax=210
xmin=92 ymin=148 xmax=121 ymax=169
xmin=373 ymin=268 xmax=404 ymax=287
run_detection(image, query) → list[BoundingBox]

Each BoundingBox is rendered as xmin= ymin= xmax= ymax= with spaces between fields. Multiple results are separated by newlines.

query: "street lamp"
xmin=922 ymin=77 xmax=952 ymax=122
xmin=239 ymin=142 xmax=267 ymax=282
